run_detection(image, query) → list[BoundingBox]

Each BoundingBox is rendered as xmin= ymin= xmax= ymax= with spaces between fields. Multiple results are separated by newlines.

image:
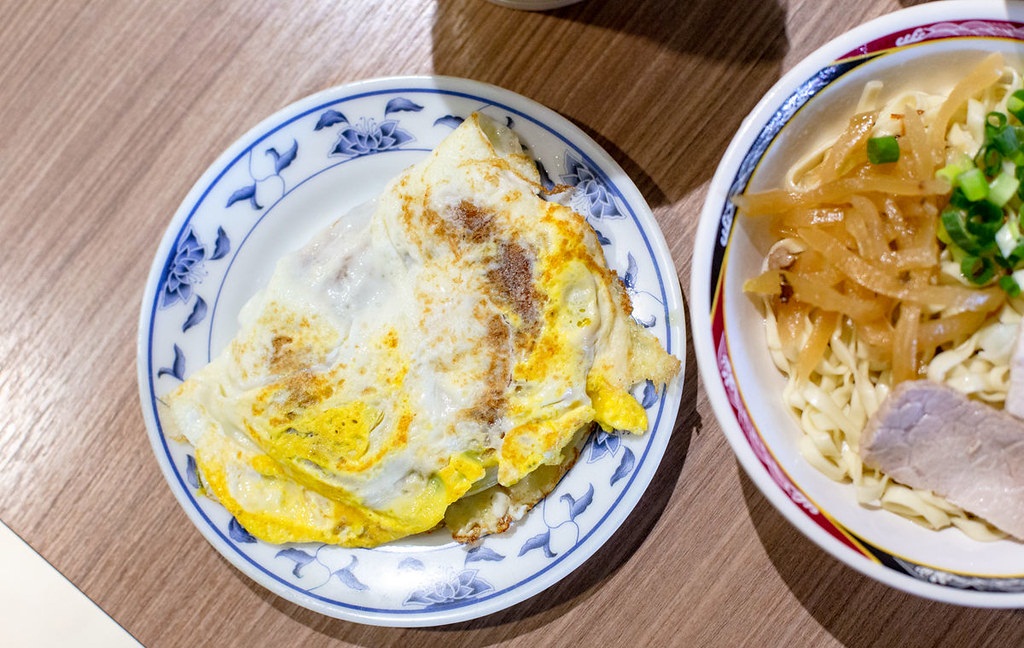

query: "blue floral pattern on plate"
xmin=563 ymin=151 xmax=622 ymax=220
xmin=138 ymin=77 xmax=685 ymax=626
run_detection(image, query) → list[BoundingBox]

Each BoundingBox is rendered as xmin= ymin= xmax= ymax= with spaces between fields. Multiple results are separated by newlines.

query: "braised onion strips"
xmin=737 ymin=53 xmax=1024 ymax=540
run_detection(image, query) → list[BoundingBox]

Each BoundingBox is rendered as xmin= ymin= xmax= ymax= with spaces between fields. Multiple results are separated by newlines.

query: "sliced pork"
xmin=860 ymin=379 xmax=1024 ymax=540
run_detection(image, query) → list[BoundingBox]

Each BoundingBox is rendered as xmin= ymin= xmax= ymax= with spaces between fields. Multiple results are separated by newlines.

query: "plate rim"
xmin=691 ymin=0 xmax=1024 ymax=608
xmin=136 ymin=74 xmax=686 ymax=626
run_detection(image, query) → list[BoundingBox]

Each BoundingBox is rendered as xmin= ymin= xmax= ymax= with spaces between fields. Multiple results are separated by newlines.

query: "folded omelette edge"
xmin=159 ymin=113 xmax=680 ymax=548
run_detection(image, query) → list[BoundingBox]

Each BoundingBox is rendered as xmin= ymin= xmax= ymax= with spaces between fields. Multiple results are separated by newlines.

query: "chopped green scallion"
xmin=961 ymin=255 xmax=995 ymax=285
xmin=867 ymin=136 xmax=900 ymax=165
xmin=936 ymin=162 xmax=965 ymax=186
xmin=937 ymin=218 xmax=952 ymax=245
xmin=986 ymin=111 xmax=1009 ymax=134
xmin=1008 ymin=241 xmax=1024 ymax=266
xmin=977 ymin=146 xmax=1003 ymax=176
xmin=989 ymin=170 xmax=1021 ymax=207
xmin=965 ymin=200 xmax=1002 ymax=240
xmin=941 ymin=205 xmax=984 ymax=254
xmin=996 ymin=220 xmax=1020 ymax=259
xmin=1009 ymin=90 xmax=1024 ymax=122
xmin=992 ymin=123 xmax=1021 ymax=157
xmin=931 ymin=106 xmax=1024 ymax=293
xmin=958 ymin=167 xmax=990 ymax=202
xmin=999 ymin=274 xmax=1022 ymax=297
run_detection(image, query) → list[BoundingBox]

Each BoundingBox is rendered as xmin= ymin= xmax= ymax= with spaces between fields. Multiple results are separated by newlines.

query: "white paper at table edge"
xmin=0 ymin=520 xmax=142 ymax=647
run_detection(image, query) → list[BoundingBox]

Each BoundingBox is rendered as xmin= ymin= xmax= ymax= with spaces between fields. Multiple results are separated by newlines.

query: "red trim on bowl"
xmin=839 ymin=19 xmax=1024 ymax=62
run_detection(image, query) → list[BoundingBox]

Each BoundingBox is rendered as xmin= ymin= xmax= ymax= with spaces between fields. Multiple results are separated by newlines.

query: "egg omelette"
xmin=161 ymin=113 xmax=680 ymax=548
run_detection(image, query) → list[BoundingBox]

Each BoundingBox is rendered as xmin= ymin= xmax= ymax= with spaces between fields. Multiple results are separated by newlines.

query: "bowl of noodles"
xmin=692 ymin=0 xmax=1024 ymax=607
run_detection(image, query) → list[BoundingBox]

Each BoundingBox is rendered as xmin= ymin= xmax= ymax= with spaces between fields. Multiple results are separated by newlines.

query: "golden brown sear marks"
xmin=450 ymin=200 xmax=494 ymax=242
xmin=437 ymin=199 xmax=543 ymax=329
xmin=487 ymin=241 xmax=540 ymax=326
xmin=454 ymin=512 xmax=514 ymax=544
xmin=432 ymin=199 xmax=546 ymax=427
xmin=254 ymin=370 xmax=337 ymax=426
xmin=466 ymin=314 xmax=512 ymax=426
xmin=262 ymin=310 xmax=336 ymax=375
xmin=271 ymin=334 xmax=293 ymax=365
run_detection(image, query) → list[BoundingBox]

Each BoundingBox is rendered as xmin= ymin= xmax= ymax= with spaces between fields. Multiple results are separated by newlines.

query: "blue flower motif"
xmin=518 ymin=530 xmax=555 ymax=558
xmin=535 ymin=160 xmax=556 ymax=192
xmin=562 ymin=151 xmax=622 ymax=220
xmin=465 ymin=546 xmax=505 ymax=564
xmin=157 ymin=344 xmax=186 ymax=381
xmin=275 ymin=547 xmax=315 ymax=576
xmin=226 ymin=183 xmax=259 ymax=209
xmin=588 ymin=428 xmax=621 ymax=463
xmin=560 ymin=484 xmax=594 ymax=521
xmin=404 ymin=569 xmax=493 ymax=608
xmin=266 ymin=140 xmax=298 ymax=174
xmin=227 ymin=142 xmax=298 ymax=211
xmin=587 ymin=426 xmax=639 ymax=486
xmin=184 ymin=454 xmax=199 ymax=489
xmin=332 ymin=118 xmax=414 ymax=157
xmin=434 ymin=114 xmax=464 ymax=129
xmin=161 ymin=229 xmax=206 ymax=308
xmin=384 ymin=98 xmax=423 ymax=115
xmin=611 ymin=447 xmax=635 ymax=486
xmin=622 ymin=252 xmax=639 ymax=291
xmin=398 ymin=557 xmax=426 ymax=571
xmin=617 ymin=251 xmax=661 ymax=329
xmin=182 ymin=296 xmax=208 ymax=332
xmin=640 ymin=380 xmax=658 ymax=409
xmin=229 ymin=517 xmax=257 ymax=544
xmin=314 ymin=109 xmax=348 ymax=130
xmin=332 ymin=555 xmax=369 ymax=591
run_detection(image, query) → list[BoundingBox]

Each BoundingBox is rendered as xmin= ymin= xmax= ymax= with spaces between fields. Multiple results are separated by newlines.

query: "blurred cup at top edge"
xmin=485 ymin=0 xmax=584 ymax=10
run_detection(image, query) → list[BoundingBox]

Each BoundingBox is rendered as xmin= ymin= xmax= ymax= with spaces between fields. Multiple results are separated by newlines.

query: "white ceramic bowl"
xmin=691 ymin=1 xmax=1024 ymax=607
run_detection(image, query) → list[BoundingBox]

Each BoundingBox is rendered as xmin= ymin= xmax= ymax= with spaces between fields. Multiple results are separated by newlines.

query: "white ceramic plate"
xmin=692 ymin=1 xmax=1024 ymax=608
xmin=137 ymin=76 xmax=685 ymax=626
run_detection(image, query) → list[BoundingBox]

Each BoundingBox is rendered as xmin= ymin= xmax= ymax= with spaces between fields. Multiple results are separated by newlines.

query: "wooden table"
xmin=4 ymin=0 xmax=1024 ymax=645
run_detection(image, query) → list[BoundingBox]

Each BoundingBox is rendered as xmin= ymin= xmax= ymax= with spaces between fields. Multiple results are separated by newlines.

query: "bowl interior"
xmin=712 ymin=35 xmax=1024 ymax=599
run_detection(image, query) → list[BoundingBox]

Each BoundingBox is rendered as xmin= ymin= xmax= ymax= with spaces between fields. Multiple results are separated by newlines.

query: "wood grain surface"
xmin=2 ymin=0 xmax=1023 ymax=645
